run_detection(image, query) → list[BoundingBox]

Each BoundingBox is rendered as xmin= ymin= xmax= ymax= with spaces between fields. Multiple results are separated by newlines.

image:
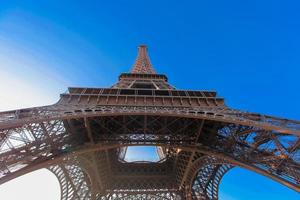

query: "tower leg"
xmin=190 ymin=163 xmax=231 ymax=200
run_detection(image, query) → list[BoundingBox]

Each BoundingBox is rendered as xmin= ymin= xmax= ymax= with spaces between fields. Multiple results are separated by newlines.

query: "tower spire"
xmin=131 ymin=45 xmax=156 ymax=74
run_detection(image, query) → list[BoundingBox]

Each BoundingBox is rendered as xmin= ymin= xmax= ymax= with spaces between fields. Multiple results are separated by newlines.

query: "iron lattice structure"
xmin=0 ymin=45 xmax=300 ymax=200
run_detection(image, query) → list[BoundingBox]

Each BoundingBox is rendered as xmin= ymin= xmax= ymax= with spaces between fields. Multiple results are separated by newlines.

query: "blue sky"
xmin=124 ymin=146 xmax=161 ymax=162
xmin=0 ymin=1 xmax=299 ymax=199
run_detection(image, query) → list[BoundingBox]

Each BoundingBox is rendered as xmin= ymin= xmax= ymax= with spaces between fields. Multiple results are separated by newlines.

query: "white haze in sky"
xmin=0 ymin=42 xmax=63 ymax=200
xmin=0 ymin=12 xmax=110 ymax=199
xmin=0 ymin=84 xmax=61 ymax=200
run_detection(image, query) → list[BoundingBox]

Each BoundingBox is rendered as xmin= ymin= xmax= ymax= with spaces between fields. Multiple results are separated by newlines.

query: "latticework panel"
xmin=88 ymin=115 xmax=201 ymax=145
xmin=191 ymin=163 xmax=231 ymax=199
xmin=99 ymin=191 xmax=182 ymax=200
xmin=131 ymin=45 xmax=156 ymax=74
xmin=49 ymin=164 xmax=92 ymax=200
xmin=0 ymin=119 xmax=79 ymax=183
xmin=0 ymin=113 xmax=299 ymax=192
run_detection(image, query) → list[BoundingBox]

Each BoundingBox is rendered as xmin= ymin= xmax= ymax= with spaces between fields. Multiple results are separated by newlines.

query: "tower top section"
xmin=131 ymin=45 xmax=156 ymax=74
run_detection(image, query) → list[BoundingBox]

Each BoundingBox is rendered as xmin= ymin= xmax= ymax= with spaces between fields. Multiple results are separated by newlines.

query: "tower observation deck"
xmin=0 ymin=45 xmax=299 ymax=199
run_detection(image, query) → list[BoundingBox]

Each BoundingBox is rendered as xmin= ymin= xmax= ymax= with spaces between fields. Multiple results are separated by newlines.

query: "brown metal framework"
xmin=0 ymin=45 xmax=299 ymax=199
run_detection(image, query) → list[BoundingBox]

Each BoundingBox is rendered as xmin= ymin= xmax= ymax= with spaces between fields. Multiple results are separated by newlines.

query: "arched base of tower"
xmin=185 ymin=156 xmax=232 ymax=200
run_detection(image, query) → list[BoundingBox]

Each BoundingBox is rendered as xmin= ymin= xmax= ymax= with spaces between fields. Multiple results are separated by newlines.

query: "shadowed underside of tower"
xmin=0 ymin=45 xmax=299 ymax=200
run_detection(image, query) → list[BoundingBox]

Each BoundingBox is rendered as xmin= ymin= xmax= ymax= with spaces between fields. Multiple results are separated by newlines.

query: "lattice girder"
xmin=99 ymin=191 xmax=182 ymax=200
xmin=131 ymin=45 xmax=156 ymax=74
xmin=184 ymin=156 xmax=232 ymax=200
xmin=1 ymin=104 xmax=299 ymax=135
xmin=0 ymin=114 xmax=299 ymax=194
xmin=49 ymin=163 xmax=92 ymax=200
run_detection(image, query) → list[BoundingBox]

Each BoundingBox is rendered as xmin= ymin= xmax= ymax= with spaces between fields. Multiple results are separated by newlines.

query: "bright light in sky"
xmin=0 ymin=70 xmax=58 ymax=111
xmin=0 ymin=38 xmax=67 ymax=111
xmin=0 ymin=13 xmax=68 ymax=197
xmin=0 ymin=37 xmax=63 ymax=199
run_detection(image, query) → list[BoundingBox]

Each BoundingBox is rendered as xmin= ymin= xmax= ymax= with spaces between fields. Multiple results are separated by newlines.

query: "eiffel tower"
xmin=0 ymin=45 xmax=299 ymax=200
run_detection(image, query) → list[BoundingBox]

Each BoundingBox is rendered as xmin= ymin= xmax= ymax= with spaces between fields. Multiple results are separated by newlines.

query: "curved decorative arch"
xmin=184 ymin=156 xmax=232 ymax=200
xmin=185 ymin=154 xmax=299 ymax=200
xmin=48 ymin=160 xmax=93 ymax=200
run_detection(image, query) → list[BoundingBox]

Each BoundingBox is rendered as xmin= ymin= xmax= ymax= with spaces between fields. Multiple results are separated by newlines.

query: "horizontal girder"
xmin=0 ymin=105 xmax=300 ymax=135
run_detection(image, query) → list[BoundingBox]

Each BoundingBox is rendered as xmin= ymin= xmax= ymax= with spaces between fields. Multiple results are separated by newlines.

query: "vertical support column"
xmin=184 ymin=156 xmax=232 ymax=200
